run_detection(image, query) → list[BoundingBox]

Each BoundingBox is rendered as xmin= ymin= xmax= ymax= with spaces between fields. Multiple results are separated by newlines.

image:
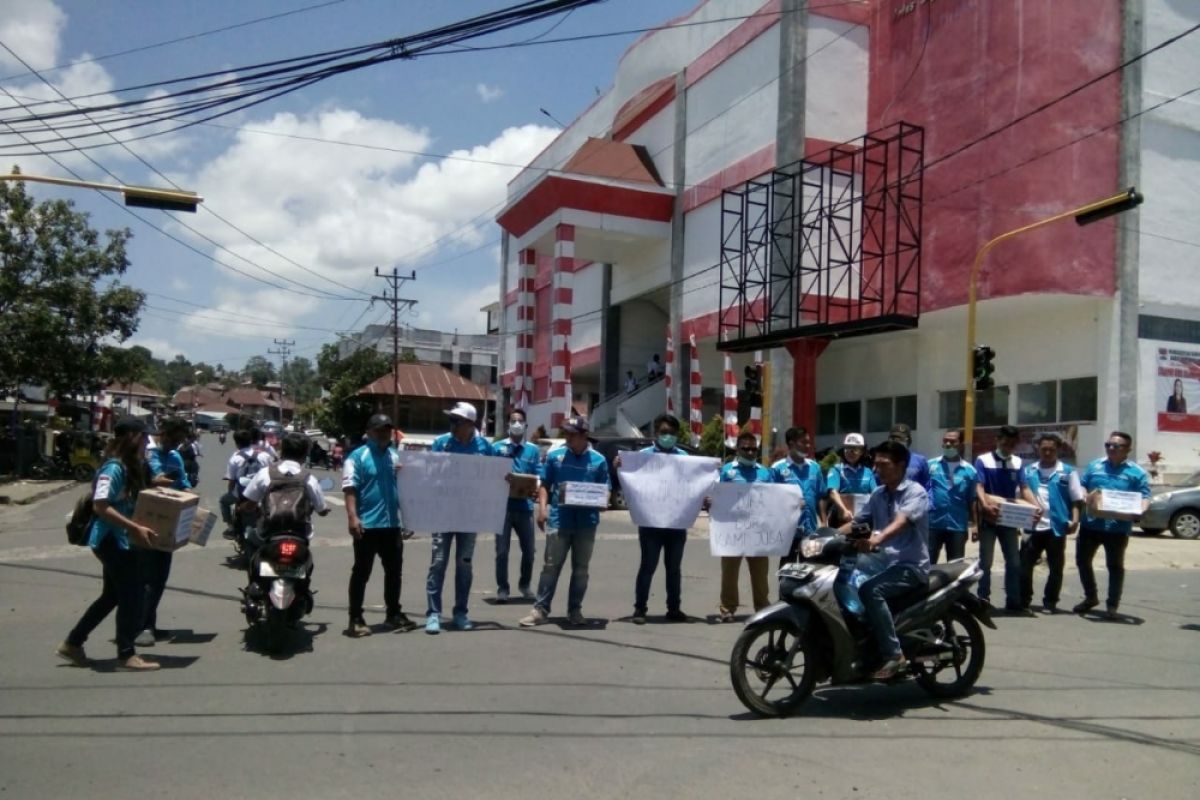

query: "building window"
xmin=458 ymin=363 xmax=472 ymax=380
xmin=1017 ymin=381 xmax=1057 ymax=425
xmin=938 ymin=388 xmax=1008 ymax=428
xmin=1060 ymin=377 xmax=1098 ymax=422
xmin=895 ymin=395 xmax=917 ymax=429
xmin=939 ymin=390 xmax=964 ymax=430
xmin=864 ymin=394 xmax=918 ymax=433
xmin=866 ymin=398 xmax=892 ymax=433
xmin=818 ymin=403 xmax=836 ymax=436
xmin=836 ymin=400 xmax=861 ymax=434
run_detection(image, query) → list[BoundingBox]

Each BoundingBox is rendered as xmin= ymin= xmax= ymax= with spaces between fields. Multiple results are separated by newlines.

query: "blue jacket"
xmin=771 ymin=457 xmax=825 ymax=533
xmin=342 ymin=441 xmax=401 ymax=529
xmin=541 ymin=445 xmax=610 ymax=530
xmin=432 ymin=432 xmax=494 ymax=456
xmin=494 ymin=437 xmax=542 ymax=513
xmin=1080 ymin=458 xmax=1151 ymax=535
xmin=89 ymin=459 xmax=137 ymax=550
xmin=1024 ymin=461 xmax=1082 ymax=537
xmin=719 ymin=461 xmax=773 ymax=483
xmin=928 ymin=457 xmax=977 ymax=533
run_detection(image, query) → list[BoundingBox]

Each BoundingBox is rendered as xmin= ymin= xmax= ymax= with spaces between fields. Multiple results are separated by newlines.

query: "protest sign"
xmin=618 ymin=451 xmax=719 ymax=529
xmin=397 ymin=451 xmax=510 ymax=534
xmin=709 ymin=482 xmax=804 ymax=557
xmin=562 ymin=481 xmax=609 ymax=508
xmin=997 ymin=501 xmax=1037 ymax=530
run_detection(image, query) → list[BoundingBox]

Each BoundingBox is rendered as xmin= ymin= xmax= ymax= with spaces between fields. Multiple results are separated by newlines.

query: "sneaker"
xmin=567 ymin=610 xmax=587 ymax=627
xmin=718 ymin=609 xmax=735 ymax=623
xmin=55 ymin=642 xmax=89 ymax=667
xmin=520 ymin=587 xmax=536 ymax=601
xmin=665 ymin=609 xmax=689 ymax=623
xmin=1073 ymin=598 xmax=1099 ymax=615
xmin=452 ymin=613 xmax=474 ymax=631
xmin=1104 ymin=605 xmax=1120 ymax=621
xmin=1004 ymin=605 xmax=1036 ymax=618
xmin=519 ymin=608 xmax=547 ymax=627
xmin=872 ymin=654 xmax=908 ymax=681
xmin=631 ymin=613 xmax=647 ymax=625
xmin=425 ymin=615 xmax=441 ymax=635
xmin=1042 ymin=602 xmax=1058 ymax=615
xmin=385 ymin=613 xmax=418 ymax=633
xmin=117 ymin=654 xmax=160 ymax=672
xmin=221 ymin=527 xmax=236 ymax=540
xmin=495 ymin=589 xmax=509 ymax=605
xmin=134 ymin=629 xmax=156 ymax=648
xmin=345 ymin=619 xmax=372 ymax=638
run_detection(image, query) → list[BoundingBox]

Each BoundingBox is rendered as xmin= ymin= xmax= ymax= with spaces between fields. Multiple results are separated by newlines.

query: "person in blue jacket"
xmin=491 ymin=408 xmax=541 ymax=603
xmin=717 ymin=431 xmax=775 ymax=622
xmin=57 ymin=417 xmax=160 ymax=671
xmin=1019 ymin=433 xmax=1084 ymax=613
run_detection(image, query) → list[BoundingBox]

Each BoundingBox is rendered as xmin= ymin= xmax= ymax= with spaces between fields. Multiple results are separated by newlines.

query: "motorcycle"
xmin=729 ymin=526 xmax=994 ymax=717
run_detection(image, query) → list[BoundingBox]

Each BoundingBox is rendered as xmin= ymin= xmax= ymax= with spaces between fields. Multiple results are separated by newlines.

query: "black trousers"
xmin=138 ymin=548 xmax=173 ymax=632
xmin=1076 ymin=528 xmax=1129 ymax=608
xmin=929 ymin=529 xmax=967 ymax=564
xmin=348 ymin=528 xmax=403 ymax=621
xmin=1020 ymin=531 xmax=1066 ymax=607
xmin=67 ymin=536 xmax=144 ymax=659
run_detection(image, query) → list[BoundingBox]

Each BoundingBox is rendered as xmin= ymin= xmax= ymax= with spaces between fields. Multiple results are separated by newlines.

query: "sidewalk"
xmin=0 ymin=479 xmax=76 ymax=506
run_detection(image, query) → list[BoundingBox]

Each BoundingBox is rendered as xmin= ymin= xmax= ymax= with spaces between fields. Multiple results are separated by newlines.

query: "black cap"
xmin=889 ymin=423 xmax=912 ymax=442
xmin=366 ymin=413 xmax=394 ymax=430
xmin=114 ymin=417 xmax=147 ymax=436
xmin=561 ymin=415 xmax=590 ymax=434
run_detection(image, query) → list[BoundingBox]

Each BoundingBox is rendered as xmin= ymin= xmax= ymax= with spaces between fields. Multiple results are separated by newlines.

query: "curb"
xmin=0 ymin=481 xmax=79 ymax=506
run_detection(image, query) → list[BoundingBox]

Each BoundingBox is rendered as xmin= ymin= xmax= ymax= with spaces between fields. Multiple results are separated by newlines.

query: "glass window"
xmin=939 ymin=390 xmax=964 ymax=429
xmin=1060 ymin=377 xmax=1098 ymax=422
xmin=836 ymin=401 xmax=861 ymax=434
xmin=1017 ymin=381 xmax=1057 ymax=425
xmin=818 ymin=403 xmax=836 ymax=436
xmin=895 ymin=395 xmax=917 ymax=429
xmin=866 ymin=398 xmax=892 ymax=432
xmin=976 ymin=386 xmax=1010 ymax=427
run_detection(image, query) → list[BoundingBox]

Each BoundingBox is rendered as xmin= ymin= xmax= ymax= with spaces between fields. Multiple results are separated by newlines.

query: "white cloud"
xmin=412 ymin=281 xmax=499 ymax=334
xmin=169 ymin=277 xmax=190 ymax=292
xmin=0 ymin=0 xmax=67 ymax=72
xmin=179 ymin=287 xmax=319 ymax=341
xmin=476 ymin=83 xmax=504 ymax=103
xmin=124 ymin=335 xmax=182 ymax=361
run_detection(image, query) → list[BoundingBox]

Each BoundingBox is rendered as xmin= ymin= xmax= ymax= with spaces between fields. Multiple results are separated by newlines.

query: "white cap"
xmin=843 ymin=433 xmax=865 ymax=447
xmin=444 ymin=401 xmax=478 ymax=423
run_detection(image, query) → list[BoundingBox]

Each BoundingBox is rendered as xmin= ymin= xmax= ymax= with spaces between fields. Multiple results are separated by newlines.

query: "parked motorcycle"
xmin=729 ymin=526 xmax=994 ymax=717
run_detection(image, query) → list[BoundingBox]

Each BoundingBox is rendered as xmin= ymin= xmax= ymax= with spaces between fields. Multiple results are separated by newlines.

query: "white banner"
xmin=708 ymin=482 xmax=804 ymax=557
xmin=619 ymin=451 xmax=720 ymax=529
xmin=397 ymin=451 xmax=511 ymax=534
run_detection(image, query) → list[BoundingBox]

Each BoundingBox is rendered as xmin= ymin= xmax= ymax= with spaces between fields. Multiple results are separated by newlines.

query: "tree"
xmin=242 ymin=355 xmax=276 ymax=387
xmin=699 ymin=414 xmax=727 ymax=458
xmin=314 ymin=343 xmax=390 ymax=439
xmin=281 ymin=356 xmax=320 ymax=404
xmin=0 ymin=174 xmax=142 ymax=396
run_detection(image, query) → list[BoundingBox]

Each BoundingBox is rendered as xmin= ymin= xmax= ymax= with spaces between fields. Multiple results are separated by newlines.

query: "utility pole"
xmin=268 ymin=338 xmax=295 ymax=425
xmin=372 ymin=267 xmax=418 ymax=428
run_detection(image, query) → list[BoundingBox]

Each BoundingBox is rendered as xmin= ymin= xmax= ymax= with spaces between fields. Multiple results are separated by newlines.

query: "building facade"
xmin=496 ymin=0 xmax=1200 ymax=474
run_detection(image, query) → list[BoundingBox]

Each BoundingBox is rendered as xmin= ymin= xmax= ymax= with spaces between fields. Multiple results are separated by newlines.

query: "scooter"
xmin=729 ymin=526 xmax=995 ymax=717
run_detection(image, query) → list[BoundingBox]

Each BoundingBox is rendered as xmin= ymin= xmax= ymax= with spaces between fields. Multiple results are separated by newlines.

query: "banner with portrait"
xmin=1156 ymin=347 xmax=1200 ymax=433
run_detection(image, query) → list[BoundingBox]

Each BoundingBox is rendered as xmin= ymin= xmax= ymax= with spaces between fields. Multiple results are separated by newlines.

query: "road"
xmin=0 ymin=439 xmax=1197 ymax=799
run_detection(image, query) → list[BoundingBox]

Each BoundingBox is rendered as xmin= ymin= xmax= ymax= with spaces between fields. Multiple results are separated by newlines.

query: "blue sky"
xmin=0 ymin=0 xmax=699 ymax=370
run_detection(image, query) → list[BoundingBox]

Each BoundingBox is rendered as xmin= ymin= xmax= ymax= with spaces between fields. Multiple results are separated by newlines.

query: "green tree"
xmin=699 ymin=414 xmax=728 ymax=458
xmin=281 ymin=356 xmax=320 ymax=404
xmin=314 ymin=343 xmax=390 ymax=439
xmin=0 ymin=174 xmax=141 ymax=396
xmin=242 ymin=355 xmax=276 ymax=387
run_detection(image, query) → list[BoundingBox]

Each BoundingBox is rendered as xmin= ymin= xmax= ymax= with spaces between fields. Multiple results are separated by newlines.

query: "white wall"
xmin=803 ymin=15 xmax=869 ymax=145
xmin=618 ymin=299 xmax=669 ymax=382
xmin=681 ymin=199 xmax=725 ymax=322
xmin=611 ymin=240 xmax=670 ymax=306
xmin=623 ymin=103 xmax=677 ymax=188
xmin=572 ymin=263 xmax=604 ymax=353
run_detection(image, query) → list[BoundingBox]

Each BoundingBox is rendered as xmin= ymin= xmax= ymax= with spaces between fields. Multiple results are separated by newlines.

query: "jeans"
xmin=978 ymin=522 xmax=1020 ymax=606
xmin=1076 ymin=528 xmax=1129 ymax=608
xmin=929 ymin=528 xmax=967 ymax=564
xmin=1020 ymin=531 xmax=1067 ymax=607
xmin=495 ymin=510 xmax=535 ymax=594
xmin=533 ymin=527 xmax=596 ymax=616
xmin=219 ymin=490 xmax=236 ymax=525
xmin=634 ymin=527 xmax=686 ymax=615
xmin=426 ymin=532 xmax=476 ymax=618
xmin=348 ymin=528 xmax=403 ymax=621
xmin=860 ymin=564 xmax=925 ymax=660
xmin=67 ymin=536 xmax=144 ymax=659
xmin=719 ymin=556 xmax=770 ymax=614
xmin=138 ymin=548 xmax=173 ymax=632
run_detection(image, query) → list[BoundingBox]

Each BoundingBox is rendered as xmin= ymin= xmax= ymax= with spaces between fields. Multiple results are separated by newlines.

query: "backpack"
xmin=66 ymin=459 xmax=121 ymax=546
xmin=235 ymin=447 xmax=266 ymax=498
xmin=259 ymin=464 xmax=313 ymax=535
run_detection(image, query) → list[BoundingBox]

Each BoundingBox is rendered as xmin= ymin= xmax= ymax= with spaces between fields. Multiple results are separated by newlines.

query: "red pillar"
xmin=785 ymin=339 xmax=828 ymax=437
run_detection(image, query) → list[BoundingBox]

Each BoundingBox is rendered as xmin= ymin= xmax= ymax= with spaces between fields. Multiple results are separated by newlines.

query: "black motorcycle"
xmin=730 ymin=526 xmax=994 ymax=717
xmin=240 ymin=530 xmax=315 ymax=653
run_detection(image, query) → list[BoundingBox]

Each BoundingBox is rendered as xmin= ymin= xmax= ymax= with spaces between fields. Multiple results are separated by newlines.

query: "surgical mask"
xmin=656 ymin=433 xmax=677 ymax=450
xmin=737 ymin=455 xmax=756 ymax=467
xmin=508 ymin=421 xmax=526 ymax=438
xmin=789 ymin=448 xmax=806 ymax=462
xmin=942 ymin=446 xmax=959 ymax=460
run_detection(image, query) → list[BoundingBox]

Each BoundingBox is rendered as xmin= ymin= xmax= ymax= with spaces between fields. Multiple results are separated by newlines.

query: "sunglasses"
xmin=1104 ymin=442 xmax=1128 ymax=450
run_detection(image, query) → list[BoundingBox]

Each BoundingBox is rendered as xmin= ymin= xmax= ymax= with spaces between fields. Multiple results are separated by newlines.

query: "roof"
xmin=358 ymin=363 xmax=488 ymax=401
xmin=107 ymin=381 xmax=165 ymax=398
xmin=169 ymin=385 xmax=295 ymax=411
xmin=561 ymin=138 xmax=663 ymax=185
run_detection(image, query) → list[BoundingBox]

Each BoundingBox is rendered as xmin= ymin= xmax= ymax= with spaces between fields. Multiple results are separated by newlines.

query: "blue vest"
xmin=1024 ymin=462 xmax=1077 ymax=537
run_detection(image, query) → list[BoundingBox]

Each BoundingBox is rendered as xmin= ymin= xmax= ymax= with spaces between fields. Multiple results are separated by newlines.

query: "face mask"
xmin=790 ymin=448 xmax=806 ymax=462
xmin=656 ymin=434 xmax=677 ymax=450
xmin=996 ymin=446 xmax=1010 ymax=459
xmin=508 ymin=422 xmax=526 ymax=438
xmin=737 ymin=455 xmax=756 ymax=467
xmin=942 ymin=446 xmax=959 ymax=460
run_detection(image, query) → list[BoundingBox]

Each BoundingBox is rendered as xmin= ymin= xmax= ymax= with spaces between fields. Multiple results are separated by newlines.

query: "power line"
xmin=268 ymin=338 xmax=295 ymax=422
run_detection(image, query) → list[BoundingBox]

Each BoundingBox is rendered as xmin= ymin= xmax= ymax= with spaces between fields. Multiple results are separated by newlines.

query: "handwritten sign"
xmin=397 ymin=451 xmax=511 ymax=534
xmin=562 ymin=481 xmax=609 ymax=508
xmin=708 ymin=482 xmax=804 ymax=557
xmin=619 ymin=451 xmax=719 ymax=529
xmin=1088 ymin=489 xmax=1144 ymax=521
xmin=997 ymin=502 xmax=1037 ymax=530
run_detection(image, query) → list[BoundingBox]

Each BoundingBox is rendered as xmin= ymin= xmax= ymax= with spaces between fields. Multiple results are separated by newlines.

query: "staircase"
xmin=589 ymin=379 xmax=666 ymax=436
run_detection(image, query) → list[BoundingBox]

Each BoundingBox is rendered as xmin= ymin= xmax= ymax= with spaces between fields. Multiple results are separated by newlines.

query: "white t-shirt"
xmin=242 ymin=460 xmax=328 ymax=538
xmin=225 ymin=448 xmax=272 ymax=482
xmin=1032 ymin=461 xmax=1085 ymax=532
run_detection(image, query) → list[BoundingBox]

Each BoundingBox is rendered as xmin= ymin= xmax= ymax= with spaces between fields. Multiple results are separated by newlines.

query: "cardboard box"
xmin=1087 ymin=489 xmax=1143 ymax=522
xmin=508 ymin=474 xmax=539 ymax=500
xmin=986 ymin=494 xmax=1038 ymax=530
xmin=189 ymin=507 xmax=217 ymax=547
xmin=133 ymin=487 xmax=199 ymax=551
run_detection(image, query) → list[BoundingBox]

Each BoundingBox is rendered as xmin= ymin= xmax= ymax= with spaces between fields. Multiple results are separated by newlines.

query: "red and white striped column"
xmin=688 ymin=333 xmax=702 ymax=446
xmin=749 ymin=349 xmax=763 ymax=444
xmin=664 ymin=325 xmax=675 ymax=416
xmin=723 ymin=354 xmax=738 ymax=449
xmin=514 ymin=248 xmax=536 ymax=409
xmin=550 ymin=224 xmax=575 ymax=429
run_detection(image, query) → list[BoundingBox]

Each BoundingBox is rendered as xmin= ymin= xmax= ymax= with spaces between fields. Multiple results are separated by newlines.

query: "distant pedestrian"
xmin=772 ymin=426 xmax=826 ymax=565
xmin=1020 ymin=433 xmax=1084 ymax=614
xmin=826 ymin=432 xmax=876 ymax=527
xmin=974 ymin=425 xmax=1027 ymax=612
xmin=520 ymin=416 xmax=610 ymax=627
xmin=717 ymin=431 xmax=773 ymax=622
xmin=1074 ymin=431 xmax=1151 ymax=619
xmin=624 ymin=371 xmax=638 ymax=394
xmin=492 ymin=409 xmax=540 ymax=604
xmin=646 ymin=353 xmax=664 ymax=382
xmin=927 ymin=429 xmax=978 ymax=563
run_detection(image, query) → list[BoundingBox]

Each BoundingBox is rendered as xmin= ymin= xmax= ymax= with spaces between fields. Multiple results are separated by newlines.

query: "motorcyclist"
xmin=241 ymin=431 xmax=329 ymax=549
xmin=840 ymin=439 xmax=931 ymax=680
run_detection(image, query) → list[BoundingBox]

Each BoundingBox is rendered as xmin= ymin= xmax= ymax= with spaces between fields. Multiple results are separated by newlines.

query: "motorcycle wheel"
xmin=913 ymin=604 xmax=986 ymax=699
xmin=729 ymin=620 xmax=816 ymax=717
xmin=264 ymin=610 xmax=289 ymax=655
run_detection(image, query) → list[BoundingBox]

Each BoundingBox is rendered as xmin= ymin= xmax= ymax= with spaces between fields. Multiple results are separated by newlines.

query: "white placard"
xmin=997 ymin=502 xmax=1037 ymax=530
xmin=708 ymin=482 xmax=804 ymax=557
xmin=397 ymin=451 xmax=511 ymax=534
xmin=562 ymin=481 xmax=609 ymax=508
xmin=619 ymin=451 xmax=719 ymax=529
xmin=1098 ymin=489 xmax=1143 ymax=515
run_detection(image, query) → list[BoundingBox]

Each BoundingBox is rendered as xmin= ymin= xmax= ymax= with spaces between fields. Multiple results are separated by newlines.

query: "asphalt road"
xmin=0 ymin=440 xmax=1197 ymax=799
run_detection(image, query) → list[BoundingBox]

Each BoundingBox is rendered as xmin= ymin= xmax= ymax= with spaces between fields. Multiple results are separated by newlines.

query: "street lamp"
xmin=1 ymin=171 xmax=202 ymax=212
xmin=963 ymin=187 xmax=1143 ymax=453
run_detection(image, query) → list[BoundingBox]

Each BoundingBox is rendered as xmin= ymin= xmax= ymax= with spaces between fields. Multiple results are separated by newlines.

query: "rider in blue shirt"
xmin=491 ymin=408 xmax=541 ymax=603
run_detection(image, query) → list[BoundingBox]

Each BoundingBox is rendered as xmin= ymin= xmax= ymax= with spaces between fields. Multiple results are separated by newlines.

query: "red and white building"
xmin=496 ymin=0 xmax=1200 ymax=474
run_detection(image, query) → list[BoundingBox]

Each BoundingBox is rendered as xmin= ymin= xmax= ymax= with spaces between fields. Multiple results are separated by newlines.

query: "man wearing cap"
xmin=826 ymin=433 xmax=877 ymax=527
xmin=342 ymin=414 xmax=414 ymax=637
xmin=889 ymin=424 xmax=931 ymax=496
xmin=424 ymin=402 xmax=493 ymax=634
xmin=520 ymin=416 xmax=610 ymax=627
xmin=928 ymin=429 xmax=979 ymax=563
xmin=772 ymin=426 xmax=827 ymax=564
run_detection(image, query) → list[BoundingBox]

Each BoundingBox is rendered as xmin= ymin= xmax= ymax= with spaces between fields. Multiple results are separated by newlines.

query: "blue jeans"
xmin=978 ymin=522 xmax=1021 ymax=606
xmin=534 ymin=527 xmax=596 ymax=616
xmin=219 ymin=490 xmax=237 ymax=525
xmin=426 ymin=532 xmax=476 ymax=618
xmin=495 ymin=510 xmax=535 ymax=594
xmin=860 ymin=564 xmax=925 ymax=660
xmin=634 ymin=528 xmax=686 ymax=614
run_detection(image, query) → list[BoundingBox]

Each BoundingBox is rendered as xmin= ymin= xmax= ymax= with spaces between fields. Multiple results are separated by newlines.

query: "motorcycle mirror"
xmin=317 ymin=477 xmax=335 ymax=491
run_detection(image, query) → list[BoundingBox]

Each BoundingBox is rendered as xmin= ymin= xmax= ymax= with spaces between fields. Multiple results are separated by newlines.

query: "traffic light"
xmin=744 ymin=365 xmax=763 ymax=407
xmin=973 ymin=345 xmax=996 ymax=391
